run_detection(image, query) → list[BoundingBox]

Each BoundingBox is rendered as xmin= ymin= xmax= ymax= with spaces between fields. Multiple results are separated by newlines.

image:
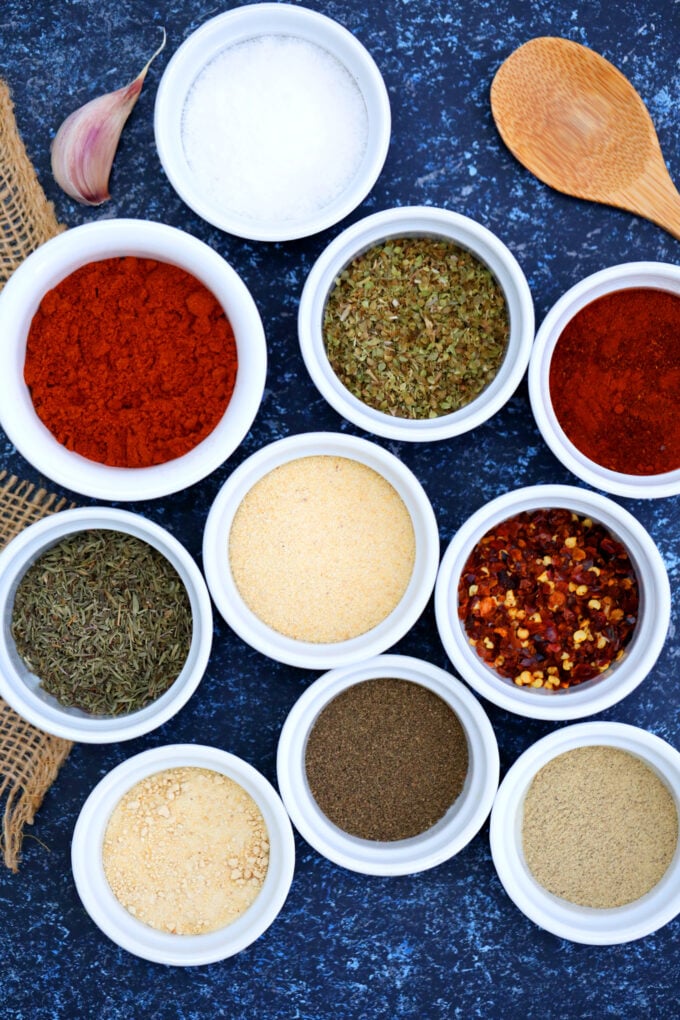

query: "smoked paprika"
xmin=549 ymin=287 xmax=680 ymax=476
xmin=457 ymin=508 xmax=639 ymax=690
xmin=24 ymin=256 xmax=238 ymax=468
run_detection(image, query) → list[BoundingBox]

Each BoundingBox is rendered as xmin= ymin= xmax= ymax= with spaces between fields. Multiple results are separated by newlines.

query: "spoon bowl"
xmin=490 ymin=37 xmax=680 ymax=240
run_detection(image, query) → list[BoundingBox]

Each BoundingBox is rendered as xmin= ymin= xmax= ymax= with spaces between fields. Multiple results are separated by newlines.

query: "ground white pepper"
xmin=102 ymin=766 xmax=269 ymax=935
xmin=228 ymin=455 xmax=416 ymax=643
xmin=522 ymin=745 xmax=678 ymax=909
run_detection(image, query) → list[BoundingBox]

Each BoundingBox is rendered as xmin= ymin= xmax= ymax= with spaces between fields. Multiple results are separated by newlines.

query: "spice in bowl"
xmin=11 ymin=529 xmax=192 ymax=715
xmin=103 ymin=766 xmax=269 ymax=935
xmin=181 ymin=34 xmax=369 ymax=228
xmin=522 ymin=745 xmax=678 ymax=908
xmin=23 ymin=256 xmax=238 ymax=468
xmin=323 ymin=237 xmax=509 ymax=418
xmin=304 ymin=677 xmax=469 ymax=840
xmin=548 ymin=287 xmax=680 ymax=476
xmin=228 ymin=455 xmax=416 ymax=643
xmin=457 ymin=508 xmax=639 ymax=690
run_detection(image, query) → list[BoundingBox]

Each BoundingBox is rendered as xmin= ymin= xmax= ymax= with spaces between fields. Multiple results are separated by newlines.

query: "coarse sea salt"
xmin=181 ymin=34 xmax=369 ymax=226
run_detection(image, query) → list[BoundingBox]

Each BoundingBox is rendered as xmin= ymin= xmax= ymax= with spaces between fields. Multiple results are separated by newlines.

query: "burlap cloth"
xmin=0 ymin=79 xmax=64 ymax=286
xmin=0 ymin=80 xmax=72 ymax=871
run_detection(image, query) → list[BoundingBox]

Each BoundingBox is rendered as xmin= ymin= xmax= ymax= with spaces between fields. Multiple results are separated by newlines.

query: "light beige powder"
xmin=102 ymin=766 xmax=269 ymax=935
xmin=522 ymin=745 xmax=678 ymax=908
xmin=228 ymin=455 xmax=416 ymax=642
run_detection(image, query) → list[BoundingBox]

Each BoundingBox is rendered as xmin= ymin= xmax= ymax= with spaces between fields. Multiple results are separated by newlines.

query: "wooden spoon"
xmin=490 ymin=36 xmax=680 ymax=240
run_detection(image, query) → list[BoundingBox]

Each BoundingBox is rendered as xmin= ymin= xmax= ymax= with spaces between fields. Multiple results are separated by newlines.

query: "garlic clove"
xmin=51 ymin=29 xmax=166 ymax=206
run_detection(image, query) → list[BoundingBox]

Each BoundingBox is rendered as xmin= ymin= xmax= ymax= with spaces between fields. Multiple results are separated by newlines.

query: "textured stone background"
xmin=0 ymin=1 xmax=679 ymax=1017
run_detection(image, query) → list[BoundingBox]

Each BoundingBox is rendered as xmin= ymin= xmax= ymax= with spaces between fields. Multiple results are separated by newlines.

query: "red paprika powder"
xmin=24 ymin=256 xmax=238 ymax=468
xmin=548 ymin=287 xmax=680 ymax=476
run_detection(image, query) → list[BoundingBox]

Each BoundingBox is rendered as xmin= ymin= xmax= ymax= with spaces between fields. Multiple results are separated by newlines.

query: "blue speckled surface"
xmin=1 ymin=1 xmax=680 ymax=1017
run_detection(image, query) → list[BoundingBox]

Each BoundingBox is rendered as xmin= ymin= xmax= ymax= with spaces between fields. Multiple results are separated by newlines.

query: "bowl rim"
xmin=489 ymin=721 xmax=680 ymax=944
xmin=71 ymin=743 xmax=296 ymax=965
xmin=153 ymin=2 xmax=391 ymax=242
xmin=433 ymin=483 xmax=670 ymax=720
xmin=297 ymin=205 xmax=535 ymax=441
xmin=276 ymin=653 xmax=500 ymax=875
xmin=0 ymin=218 xmax=267 ymax=501
xmin=202 ymin=431 xmax=440 ymax=669
xmin=0 ymin=506 xmax=213 ymax=742
xmin=528 ymin=260 xmax=680 ymax=499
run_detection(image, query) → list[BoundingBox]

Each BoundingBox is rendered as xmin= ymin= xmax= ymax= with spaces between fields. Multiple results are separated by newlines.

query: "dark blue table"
xmin=1 ymin=2 xmax=679 ymax=1017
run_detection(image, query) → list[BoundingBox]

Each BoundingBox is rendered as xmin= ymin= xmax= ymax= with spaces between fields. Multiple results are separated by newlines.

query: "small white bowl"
xmin=298 ymin=206 xmax=534 ymax=441
xmin=490 ymin=721 xmax=680 ymax=944
xmin=154 ymin=3 xmax=391 ymax=241
xmin=277 ymin=654 xmax=499 ymax=875
xmin=72 ymin=743 xmax=295 ymax=965
xmin=202 ymin=432 xmax=439 ymax=669
xmin=529 ymin=261 xmax=680 ymax=499
xmin=0 ymin=219 xmax=266 ymax=501
xmin=0 ymin=507 xmax=213 ymax=743
xmin=434 ymin=484 xmax=670 ymax=721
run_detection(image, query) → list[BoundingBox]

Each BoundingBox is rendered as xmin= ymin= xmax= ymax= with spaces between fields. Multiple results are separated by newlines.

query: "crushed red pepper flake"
xmin=456 ymin=508 xmax=639 ymax=690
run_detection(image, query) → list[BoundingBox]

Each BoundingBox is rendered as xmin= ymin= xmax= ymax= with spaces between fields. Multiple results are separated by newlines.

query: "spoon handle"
xmin=621 ymin=161 xmax=680 ymax=242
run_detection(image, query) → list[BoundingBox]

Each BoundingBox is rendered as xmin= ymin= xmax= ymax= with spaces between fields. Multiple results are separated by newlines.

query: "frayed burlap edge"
xmin=0 ymin=78 xmax=65 ymax=290
xmin=0 ymin=80 xmax=71 ymax=870
xmin=0 ymin=476 xmax=75 ymax=873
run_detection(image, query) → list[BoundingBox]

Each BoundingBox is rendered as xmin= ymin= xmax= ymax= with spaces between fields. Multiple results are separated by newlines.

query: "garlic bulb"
xmin=51 ymin=30 xmax=166 ymax=205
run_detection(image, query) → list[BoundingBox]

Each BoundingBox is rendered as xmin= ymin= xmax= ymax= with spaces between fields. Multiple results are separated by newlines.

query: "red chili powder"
xmin=24 ymin=256 xmax=238 ymax=468
xmin=548 ymin=287 xmax=680 ymax=476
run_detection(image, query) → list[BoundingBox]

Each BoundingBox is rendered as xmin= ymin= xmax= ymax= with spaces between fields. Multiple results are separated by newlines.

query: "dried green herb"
xmin=11 ymin=529 xmax=192 ymax=716
xmin=323 ymin=236 xmax=510 ymax=418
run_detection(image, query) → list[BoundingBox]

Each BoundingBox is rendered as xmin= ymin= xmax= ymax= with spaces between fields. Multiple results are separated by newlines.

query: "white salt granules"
xmin=181 ymin=34 xmax=369 ymax=225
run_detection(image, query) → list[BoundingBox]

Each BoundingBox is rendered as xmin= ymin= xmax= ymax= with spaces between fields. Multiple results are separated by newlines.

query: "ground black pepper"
xmin=304 ymin=677 xmax=469 ymax=841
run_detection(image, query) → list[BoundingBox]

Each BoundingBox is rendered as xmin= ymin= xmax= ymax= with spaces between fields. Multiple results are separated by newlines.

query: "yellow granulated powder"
xmin=102 ymin=766 xmax=269 ymax=935
xmin=228 ymin=455 xmax=417 ymax=643
xmin=522 ymin=745 xmax=678 ymax=909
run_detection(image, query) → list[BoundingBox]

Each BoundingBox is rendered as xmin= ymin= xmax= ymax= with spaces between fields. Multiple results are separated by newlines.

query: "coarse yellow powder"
xmin=522 ymin=745 xmax=678 ymax=909
xmin=102 ymin=766 xmax=269 ymax=935
xmin=228 ymin=455 xmax=416 ymax=643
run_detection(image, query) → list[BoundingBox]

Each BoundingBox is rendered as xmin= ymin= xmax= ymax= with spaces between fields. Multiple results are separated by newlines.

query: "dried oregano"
xmin=323 ymin=236 xmax=510 ymax=418
xmin=11 ymin=529 xmax=192 ymax=715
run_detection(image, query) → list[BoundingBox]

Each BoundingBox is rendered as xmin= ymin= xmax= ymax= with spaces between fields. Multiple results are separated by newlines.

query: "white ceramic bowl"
xmin=277 ymin=654 xmax=499 ymax=875
xmin=72 ymin=743 xmax=295 ymax=965
xmin=203 ymin=432 xmax=439 ymax=669
xmin=0 ymin=507 xmax=213 ymax=742
xmin=529 ymin=261 xmax=680 ymax=499
xmin=154 ymin=3 xmax=391 ymax=242
xmin=0 ymin=219 xmax=266 ymax=501
xmin=298 ymin=206 xmax=534 ymax=441
xmin=490 ymin=721 xmax=680 ymax=944
xmin=434 ymin=484 xmax=669 ymax=721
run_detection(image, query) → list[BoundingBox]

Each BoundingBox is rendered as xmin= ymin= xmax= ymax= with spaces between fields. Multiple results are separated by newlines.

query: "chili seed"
xmin=456 ymin=508 xmax=639 ymax=690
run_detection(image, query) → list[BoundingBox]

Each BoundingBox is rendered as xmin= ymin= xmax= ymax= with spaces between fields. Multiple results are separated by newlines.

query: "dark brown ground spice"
xmin=304 ymin=677 xmax=469 ymax=841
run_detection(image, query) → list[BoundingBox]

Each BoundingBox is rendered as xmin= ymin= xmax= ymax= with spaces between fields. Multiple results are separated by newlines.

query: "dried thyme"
xmin=323 ymin=236 xmax=510 ymax=418
xmin=11 ymin=529 xmax=192 ymax=715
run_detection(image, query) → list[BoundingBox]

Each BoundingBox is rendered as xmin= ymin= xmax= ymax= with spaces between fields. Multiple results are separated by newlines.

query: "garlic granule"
xmin=103 ymin=767 xmax=269 ymax=935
